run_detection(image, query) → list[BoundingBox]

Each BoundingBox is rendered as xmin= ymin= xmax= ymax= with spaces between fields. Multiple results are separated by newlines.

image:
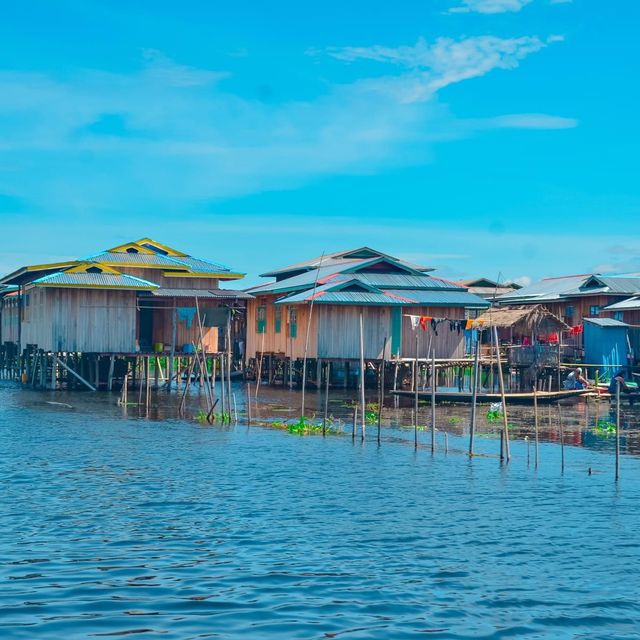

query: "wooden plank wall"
xmin=21 ymin=287 xmax=138 ymax=352
xmin=246 ymin=297 xmax=317 ymax=359
xmin=151 ymin=305 xmax=219 ymax=352
xmin=0 ymin=297 xmax=19 ymax=343
xmin=400 ymin=306 xmax=466 ymax=359
xmin=316 ymin=305 xmax=391 ymax=359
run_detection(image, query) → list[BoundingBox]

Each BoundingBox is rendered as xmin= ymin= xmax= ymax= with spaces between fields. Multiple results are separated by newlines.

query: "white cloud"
xmin=0 ymin=35 xmax=570 ymax=217
xmin=449 ymin=0 xmax=571 ymax=13
xmin=511 ymin=275 xmax=532 ymax=287
xmin=449 ymin=0 xmax=533 ymax=14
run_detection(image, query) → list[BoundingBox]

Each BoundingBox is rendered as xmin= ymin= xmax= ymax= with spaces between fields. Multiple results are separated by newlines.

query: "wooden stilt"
xmin=323 ymin=361 xmax=330 ymax=436
xmin=431 ymin=351 xmax=436 ymax=453
xmin=359 ymin=313 xmax=366 ymax=442
xmin=493 ymin=326 xmax=510 ymax=463
xmin=378 ymin=338 xmax=387 ymax=445
xmin=107 ymin=355 xmax=115 ymax=392
xmin=469 ymin=336 xmax=480 ymax=456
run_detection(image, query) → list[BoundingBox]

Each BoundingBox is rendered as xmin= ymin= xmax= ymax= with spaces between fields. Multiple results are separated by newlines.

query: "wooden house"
xmin=472 ymin=305 xmax=569 ymax=367
xmin=497 ymin=274 xmax=640 ymax=354
xmin=245 ymin=247 xmax=489 ymax=384
xmin=0 ymin=238 xmax=250 ymax=361
xmin=456 ymin=278 xmax=521 ymax=302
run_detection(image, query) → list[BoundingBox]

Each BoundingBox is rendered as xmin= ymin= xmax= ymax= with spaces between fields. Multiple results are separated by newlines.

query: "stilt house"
xmin=245 ymin=247 xmax=489 ymax=382
xmin=0 ymin=238 xmax=250 ymax=360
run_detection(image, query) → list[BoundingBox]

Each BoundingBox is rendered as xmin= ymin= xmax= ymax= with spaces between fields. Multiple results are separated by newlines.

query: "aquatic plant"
xmin=486 ymin=409 xmax=503 ymax=422
xmin=595 ymin=420 xmax=616 ymax=435
xmin=365 ymin=410 xmax=377 ymax=425
xmin=447 ymin=416 xmax=462 ymax=425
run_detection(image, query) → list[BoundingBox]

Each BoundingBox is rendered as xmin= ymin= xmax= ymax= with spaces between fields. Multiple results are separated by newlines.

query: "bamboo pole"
xmin=378 ymin=337 xmax=387 ymax=445
xmin=469 ymin=335 xmax=480 ymax=456
xmin=323 ymin=362 xmax=330 ymax=436
xmin=493 ymin=326 xmax=510 ymax=462
xmin=352 ymin=406 xmax=357 ymax=441
xmin=255 ymin=329 xmax=266 ymax=398
xmin=301 ymin=253 xmax=325 ymax=418
xmin=246 ymin=382 xmax=252 ymax=426
xmin=533 ymin=385 xmax=539 ymax=469
xmin=414 ymin=333 xmax=419 ymax=449
xmin=227 ymin=316 xmax=233 ymax=424
xmin=52 ymin=355 xmax=96 ymax=392
xmin=558 ymin=403 xmax=564 ymax=473
xmin=616 ymin=380 xmax=621 ymax=481
xmin=431 ymin=350 xmax=436 ymax=453
xmin=360 ymin=313 xmax=366 ymax=442
xmin=179 ymin=356 xmax=196 ymax=414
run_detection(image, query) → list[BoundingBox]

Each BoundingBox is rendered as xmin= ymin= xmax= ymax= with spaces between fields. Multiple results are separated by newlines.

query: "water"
xmin=2 ymin=381 xmax=640 ymax=639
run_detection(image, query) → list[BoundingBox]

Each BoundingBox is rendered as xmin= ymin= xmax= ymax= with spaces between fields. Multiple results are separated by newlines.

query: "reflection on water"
xmin=2 ymin=380 xmax=640 ymax=639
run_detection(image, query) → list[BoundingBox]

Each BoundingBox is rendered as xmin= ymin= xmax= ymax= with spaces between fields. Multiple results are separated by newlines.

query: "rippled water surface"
xmin=2 ymin=381 xmax=640 ymax=639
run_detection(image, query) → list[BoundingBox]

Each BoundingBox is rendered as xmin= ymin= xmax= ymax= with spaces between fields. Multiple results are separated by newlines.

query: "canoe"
xmin=391 ymin=389 xmax=590 ymax=405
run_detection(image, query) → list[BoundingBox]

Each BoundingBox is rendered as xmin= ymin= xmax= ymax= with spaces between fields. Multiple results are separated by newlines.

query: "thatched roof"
xmin=473 ymin=305 xmax=569 ymax=335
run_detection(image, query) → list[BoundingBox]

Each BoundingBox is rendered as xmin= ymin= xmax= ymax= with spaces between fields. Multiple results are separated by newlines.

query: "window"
xmin=256 ymin=305 xmax=266 ymax=333
xmin=613 ymin=311 xmax=624 ymax=322
xmin=288 ymin=307 xmax=298 ymax=338
xmin=465 ymin=308 xmax=481 ymax=320
xmin=589 ymin=305 xmax=600 ymax=316
xmin=565 ymin=306 xmax=574 ymax=317
xmin=274 ymin=305 xmax=282 ymax=333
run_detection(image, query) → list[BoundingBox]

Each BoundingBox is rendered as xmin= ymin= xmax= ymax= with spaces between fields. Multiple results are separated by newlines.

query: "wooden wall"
xmin=150 ymin=305 xmax=219 ymax=353
xmin=247 ymin=300 xmax=468 ymax=361
xmin=1 ymin=296 xmax=19 ymax=344
xmin=316 ymin=305 xmax=391 ymax=359
xmin=21 ymin=287 xmax=138 ymax=352
xmin=246 ymin=296 xmax=317 ymax=360
xmin=400 ymin=307 xmax=466 ymax=359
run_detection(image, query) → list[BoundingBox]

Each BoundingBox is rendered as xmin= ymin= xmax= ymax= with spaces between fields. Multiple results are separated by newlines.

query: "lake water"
xmin=2 ymin=380 xmax=640 ymax=639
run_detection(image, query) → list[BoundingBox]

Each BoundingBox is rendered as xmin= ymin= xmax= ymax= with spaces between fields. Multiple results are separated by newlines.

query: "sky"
xmin=1 ymin=0 xmax=639 ymax=288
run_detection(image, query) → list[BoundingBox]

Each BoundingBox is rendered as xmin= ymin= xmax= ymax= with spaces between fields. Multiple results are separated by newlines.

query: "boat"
xmin=391 ymin=388 xmax=590 ymax=405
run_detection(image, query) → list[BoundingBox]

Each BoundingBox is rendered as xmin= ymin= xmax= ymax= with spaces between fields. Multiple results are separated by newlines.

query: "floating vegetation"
xmin=269 ymin=416 xmax=338 ymax=436
xmin=195 ymin=410 xmax=231 ymax=424
xmin=595 ymin=420 xmax=616 ymax=436
xmin=447 ymin=416 xmax=462 ymax=425
xmin=486 ymin=409 xmax=503 ymax=422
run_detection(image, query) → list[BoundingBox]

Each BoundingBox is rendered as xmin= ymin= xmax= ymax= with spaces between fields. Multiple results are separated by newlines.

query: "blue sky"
xmin=1 ymin=0 xmax=638 ymax=287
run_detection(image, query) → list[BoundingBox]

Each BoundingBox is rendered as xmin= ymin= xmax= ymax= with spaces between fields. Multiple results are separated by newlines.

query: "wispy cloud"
xmin=448 ymin=0 xmax=571 ymax=13
xmin=0 ymin=34 xmax=571 ymax=217
xmin=449 ymin=0 xmax=534 ymax=14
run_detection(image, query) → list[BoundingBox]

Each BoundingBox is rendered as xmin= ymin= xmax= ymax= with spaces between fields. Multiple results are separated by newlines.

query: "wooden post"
xmin=227 ymin=316 xmax=233 ymax=423
xmin=323 ymin=361 xmax=330 ymax=436
xmin=255 ymin=329 xmax=266 ymax=398
xmin=179 ymin=356 xmax=196 ymax=414
xmin=107 ymin=355 xmax=115 ymax=392
xmin=145 ymin=356 xmax=151 ymax=412
xmin=352 ymin=405 xmax=358 ymax=441
xmin=95 ymin=357 xmax=100 ymax=390
xmin=220 ymin=354 xmax=226 ymax=418
xmin=616 ymin=380 xmax=621 ymax=481
xmin=359 ymin=313 xmax=366 ymax=442
xmin=378 ymin=337 xmax=387 ymax=445
xmin=414 ymin=333 xmax=419 ymax=449
xmin=493 ymin=326 xmax=510 ymax=462
xmin=431 ymin=350 xmax=436 ymax=453
xmin=168 ymin=301 xmax=177 ymax=389
xmin=469 ymin=336 xmax=480 ymax=456
xmin=533 ymin=385 xmax=539 ymax=469
xmin=246 ymin=382 xmax=252 ymax=426
xmin=52 ymin=355 xmax=96 ymax=391
xmin=558 ymin=403 xmax=564 ymax=473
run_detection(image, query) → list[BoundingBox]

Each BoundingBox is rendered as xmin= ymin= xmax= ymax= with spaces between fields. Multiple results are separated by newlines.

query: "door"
xmin=138 ymin=307 xmax=154 ymax=351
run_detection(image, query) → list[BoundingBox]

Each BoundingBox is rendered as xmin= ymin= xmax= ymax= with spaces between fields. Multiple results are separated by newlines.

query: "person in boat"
xmin=563 ymin=367 xmax=589 ymax=390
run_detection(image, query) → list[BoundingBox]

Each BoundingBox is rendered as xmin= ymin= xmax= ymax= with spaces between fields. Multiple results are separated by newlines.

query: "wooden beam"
xmin=53 ymin=355 xmax=97 ymax=391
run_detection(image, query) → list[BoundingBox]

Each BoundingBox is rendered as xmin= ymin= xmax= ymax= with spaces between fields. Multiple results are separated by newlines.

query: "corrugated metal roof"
xmin=163 ymin=255 xmax=238 ymax=274
xmin=260 ymin=247 xmax=434 ymax=277
xmin=248 ymin=265 xmax=463 ymax=296
xmin=584 ymin=317 xmax=630 ymax=328
xmin=86 ymin=252 xmax=182 ymax=267
xmin=498 ymin=275 xmax=591 ymax=303
xmin=604 ymin=297 xmax=640 ymax=311
xmin=32 ymin=272 xmax=158 ymax=289
xmin=352 ymin=273 xmax=462 ymax=290
xmin=277 ymin=290 xmax=407 ymax=305
xmin=149 ymin=288 xmax=253 ymax=299
xmin=384 ymin=289 xmax=490 ymax=307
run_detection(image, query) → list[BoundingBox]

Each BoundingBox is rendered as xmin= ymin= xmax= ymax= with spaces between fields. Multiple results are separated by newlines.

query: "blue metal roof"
xmin=351 ymin=273 xmax=462 ymax=290
xmin=583 ymin=317 xmax=629 ymax=328
xmin=276 ymin=290 xmax=407 ymax=305
xmin=32 ymin=272 xmax=159 ymax=290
